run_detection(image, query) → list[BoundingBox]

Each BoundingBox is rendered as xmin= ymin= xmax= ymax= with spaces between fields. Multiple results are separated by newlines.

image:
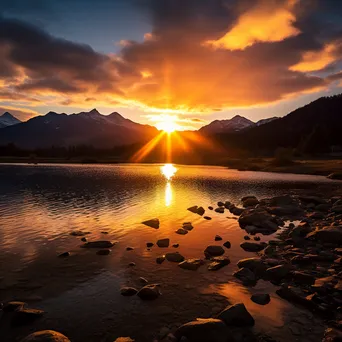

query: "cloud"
xmin=205 ymin=0 xmax=300 ymax=50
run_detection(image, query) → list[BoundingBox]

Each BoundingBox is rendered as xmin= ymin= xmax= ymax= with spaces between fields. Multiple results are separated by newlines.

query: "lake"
xmin=0 ymin=163 xmax=338 ymax=341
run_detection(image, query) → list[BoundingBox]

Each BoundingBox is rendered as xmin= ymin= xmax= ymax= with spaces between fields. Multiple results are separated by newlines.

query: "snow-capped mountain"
xmin=0 ymin=112 xmax=21 ymax=128
xmin=199 ymin=115 xmax=279 ymax=134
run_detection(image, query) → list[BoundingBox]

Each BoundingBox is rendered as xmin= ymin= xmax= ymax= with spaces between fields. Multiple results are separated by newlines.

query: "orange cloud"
xmin=205 ymin=0 xmax=300 ymax=50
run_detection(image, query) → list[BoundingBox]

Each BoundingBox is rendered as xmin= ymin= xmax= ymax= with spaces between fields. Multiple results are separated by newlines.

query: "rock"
xmin=322 ymin=328 xmax=342 ymax=341
xmin=230 ymin=206 xmax=244 ymax=216
xmin=208 ymin=206 xmax=214 ymax=210
xmin=139 ymin=277 xmax=148 ymax=284
xmin=157 ymin=238 xmax=170 ymax=248
xmin=312 ymin=276 xmax=336 ymax=292
xmin=176 ymin=228 xmax=188 ymax=235
xmin=137 ymin=284 xmax=160 ymax=300
xmin=174 ymin=318 xmax=230 ymax=342
xmin=292 ymin=271 xmax=315 ymax=285
xmin=239 ymin=209 xmax=279 ymax=233
xmin=299 ymin=196 xmax=326 ymax=205
xmin=217 ymin=303 xmax=255 ymax=327
xmin=265 ymin=265 xmax=290 ymax=281
xmin=290 ymin=222 xmax=313 ymax=238
xmin=173 ymin=243 xmax=179 ymax=248
xmin=156 ymin=256 xmax=165 ymax=264
xmin=215 ymin=235 xmax=222 ymax=241
xmin=120 ymin=287 xmax=138 ymax=296
xmin=244 ymin=235 xmax=251 ymax=240
xmin=101 ymin=231 xmax=108 ymax=234
xmin=128 ymin=262 xmax=136 ymax=267
xmin=240 ymin=241 xmax=266 ymax=252
xmin=254 ymin=236 xmax=260 ymax=241
xmin=20 ymin=330 xmax=70 ymax=342
xmin=208 ymin=257 xmax=230 ymax=271
xmin=251 ymin=294 xmax=270 ymax=305
xmin=328 ymin=173 xmax=342 ymax=180
xmin=307 ymin=227 xmax=342 ymax=244
xmin=204 ymin=245 xmax=225 ymax=257
xmin=204 ymin=216 xmax=212 ymax=220
xmin=223 ymin=241 xmax=231 ymax=249
xmin=58 ymin=251 xmax=70 ymax=258
xmin=81 ymin=241 xmax=116 ymax=248
xmin=126 ymin=247 xmax=134 ymax=251
xmin=242 ymin=196 xmax=259 ymax=208
xmin=142 ymin=218 xmax=159 ymax=229
xmin=96 ymin=249 xmax=111 ymax=255
xmin=114 ymin=338 xmax=135 ymax=342
xmin=178 ymin=259 xmax=204 ymax=271
xmin=12 ymin=308 xmax=44 ymax=325
xmin=233 ymin=268 xmax=256 ymax=285
xmin=218 ymin=201 xmax=225 ymax=207
xmin=165 ymin=252 xmax=185 ymax=263
xmin=146 ymin=242 xmax=154 ymax=248
xmin=332 ymin=206 xmax=342 ymax=214
xmin=183 ymin=222 xmax=194 ymax=231
xmin=237 ymin=258 xmax=267 ymax=275
xmin=3 ymin=301 xmax=26 ymax=312
xmin=316 ymin=203 xmax=331 ymax=212
xmin=276 ymin=285 xmax=313 ymax=308
xmin=215 ymin=207 xmax=224 ymax=213
xmin=81 ymin=237 xmax=87 ymax=242
xmin=197 ymin=207 xmax=205 ymax=215
xmin=70 ymin=230 xmax=90 ymax=236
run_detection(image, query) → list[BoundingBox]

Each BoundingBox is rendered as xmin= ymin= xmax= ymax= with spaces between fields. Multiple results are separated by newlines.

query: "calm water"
xmin=0 ymin=163 xmax=337 ymax=342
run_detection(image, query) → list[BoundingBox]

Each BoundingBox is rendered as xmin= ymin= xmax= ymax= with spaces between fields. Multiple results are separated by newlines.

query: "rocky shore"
xmin=2 ymin=192 xmax=342 ymax=341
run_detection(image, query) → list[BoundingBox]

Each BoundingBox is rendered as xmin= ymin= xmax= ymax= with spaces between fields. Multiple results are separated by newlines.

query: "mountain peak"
xmin=2 ymin=112 xmax=15 ymax=118
xmin=0 ymin=112 xmax=21 ymax=127
xmin=89 ymin=108 xmax=100 ymax=115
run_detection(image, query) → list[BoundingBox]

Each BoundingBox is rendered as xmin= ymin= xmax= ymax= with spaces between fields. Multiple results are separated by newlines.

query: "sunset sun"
xmin=155 ymin=114 xmax=179 ymax=133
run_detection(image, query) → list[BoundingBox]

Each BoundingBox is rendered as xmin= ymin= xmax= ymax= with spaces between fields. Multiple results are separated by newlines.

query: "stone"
xmin=183 ymin=222 xmax=194 ymax=231
xmin=322 ymin=328 xmax=342 ymax=341
xmin=146 ymin=242 xmax=154 ymax=248
xmin=307 ymin=227 xmax=342 ymax=244
xmin=81 ymin=237 xmax=87 ymax=242
xmin=128 ymin=262 xmax=136 ymax=267
xmin=156 ymin=256 xmax=166 ymax=264
xmin=204 ymin=245 xmax=225 ymax=257
xmin=208 ymin=206 xmax=214 ymax=210
xmin=3 ymin=301 xmax=25 ymax=313
xmin=298 ymin=196 xmax=326 ymax=205
xmin=120 ymin=287 xmax=138 ymax=296
xmin=178 ymin=259 xmax=204 ymax=271
xmin=137 ymin=284 xmax=160 ymax=300
xmin=142 ymin=218 xmax=159 ymax=229
xmin=12 ymin=308 xmax=44 ymax=325
xmin=173 ymin=243 xmax=179 ymax=248
xmin=251 ymin=294 xmax=270 ymax=305
xmin=223 ymin=241 xmax=231 ymax=249
xmin=197 ymin=207 xmax=205 ymax=215
xmin=157 ymin=238 xmax=170 ymax=248
xmin=101 ymin=231 xmax=108 ymax=234
xmin=208 ymin=257 xmax=230 ymax=271
xmin=233 ymin=268 xmax=256 ymax=285
xmin=218 ymin=201 xmax=225 ymax=207
xmin=244 ymin=235 xmax=251 ymax=240
xmin=328 ymin=173 xmax=342 ymax=180
xmin=215 ymin=207 xmax=224 ymax=213
xmin=70 ymin=230 xmax=90 ymax=237
xmin=174 ymin=318 xmax=230 ymax=342
xmin=237 ymin=258 xmax=267 ymax=275
xmin=238 ymin=209 xmax=278 ymax=232
xmin=204 ymin=216 xmax=212 ymax=220
xmin=217 ymin=303 xmax=255 ymax=327
xmin=139 ymin=277 xmax=148 ymax=284
xmin=254 ymin=236 xmax=260 ymax=241
xmin=230 ymin=206 xmax=244 ymax=216
xmin=292 ymin=271 xmax=315 ymax=285
xmin=114 ymin=338 xmax=135 ymax=342
xmin=265 ymin=265 xmax=290 ymax=280
xmin=176 ymin=228 xmax=188 ymax=235
xmin=96 ymin=249 xmax=111 ymax=255
xmin=126 ymin=247 xmax=134 ymax=251
xmin=58 ymin=252 xmax=70 ymax=258
xmin=20 ymin=330 xmax=70 ymax=342
xmin=240 ymin=241 xmax=266 ymax=252
xmin=242 ymin=196 xmax=259 ymax=208
xmin=165 ymin=252 xmax=185 ymax=263
xmin=81 ymin=241 xmax=116 ymax=248
xmin=215 ymin=235 xmax=222 ymax=241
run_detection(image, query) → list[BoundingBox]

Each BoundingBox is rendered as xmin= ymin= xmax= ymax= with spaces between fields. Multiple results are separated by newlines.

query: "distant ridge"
xmin=0 ymin=112 xmax=21 ymax=128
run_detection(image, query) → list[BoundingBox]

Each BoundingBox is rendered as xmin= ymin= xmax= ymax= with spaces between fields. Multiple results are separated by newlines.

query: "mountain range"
xmin=1 ymin=94 xmax=342 ymax=155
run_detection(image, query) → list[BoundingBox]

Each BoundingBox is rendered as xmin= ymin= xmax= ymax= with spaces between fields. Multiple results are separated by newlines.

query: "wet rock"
xmin=204 ymin=216 xmax=212 ymax=220
xmin=218 ymin=201 xmax=225 ymax=207
xmin=251 ymin=294 xmax=270 ymax=305
xmin=215 ymin=235 xmax=222 ymax=241
xmin=290 ymin=222 xmax=313 ymax=238
xmin=2 ymin=301 xmax=26 ymax=312
xmin=332 ymin=206 xmax=342 ymax=214
xmin=208 ymin=206 xmax=214 ymax=210
xmin=176 ymin=228 xmax=188 ymax=235
xmin=323 ymin=328 xmax=342 ymax=341
xmin=173 ymin=243 xmax=179 ymax=248
xmin=237 ymin=258 xmax=267 ymax=276
xmin=81 ymin=241 xmax=116 ymax=248
xmin=70 ymin=230 xmax=90 ymax=237
xmin=233 ymin=268 xmax=256 ymax=285
xmin=240 ymin=241 xmax=266 ymax=252
xmin=137 ymin=284 xmax=160 ymax=300
xmin=81 ymin=237 xmax=87 ymax=242
xmin=156 ymin=256 xmax=166 ymax=264
xmin=276 ymin=285 xmax=312 ymax=308
xmin=215 ymin=207 xmax=224 ymax=213
xmin=142 ymin=218 xmax=160 ymax=229
xmin=230 ymin=206 xmax=244 ymax=216
xmin=178 ymin=259 xmax=204 ymax=271
xmin=96 ymin=249 xmax=111 ymax=255
xmin=165 ymin=252 xmax=185 ymax=263
xmin=197 ymin=207 xmax=205 ymax=216
xmin=139 ymin=277 xmax=148 ymax=284
xmin=217 ymin=303 xmax=255 ymax=327
xmin=223 ymin=241 xmax=231 ymax=249
xmin=157 ymin=238 xmax=170 ymax=248
xmin=242 ymin=196 xmax=259 ymax=208
xmin=126 ymin=247 xmax=134 ymax=251
xmin=183 ymin=222 xmax=194 ymax=231
xmin=292 ymin=271 xmax=315 ymax=285
xmin=298 ymin=196 xmax=327 ymax=205
xmin=204 ymin=245 xmax=225 ymax=258
xmin=128 ymin=262 xmax=136 ymax=267
xmin=58 ymin=252 xmax=70 ymax=258
xmin=101 ymin=231 xmax=108 ymax=234
xmin=114 ymin=338 xmax=135 ymax=342
xmin=312 ymin=276 xmax=336 ymax=292
xmin=120 ymin=287 xmax=138 ymax=296
xmin=12 ymin=308 xmax=44 ymax=325
xmin=254 ymin=236 xmax=260 ymax=241
xmin=20 ymin=330 xmax=70 ymax=342
xmin=265 ymin=265 xmax=291 ymax=281
xmin=328 ymin=173 xmax=342 ymax=180
xmin=146 ymin=242 xmax=154 ymax=248
xmin=208 ymin=256 xmax=230 ymax=271
xmin=307 ymin=227 xmax=342 ymax=244
xmin=244 ymin=235 xmax=251 ymax=240
xmin=174 ymin=318 xmax=230 ymax=342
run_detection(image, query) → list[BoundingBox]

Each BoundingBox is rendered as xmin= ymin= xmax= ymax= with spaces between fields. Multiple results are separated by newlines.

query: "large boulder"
xmin=208 ymin=257 xmax=230 ymax=271
xmin=307 ymin=227 xmax=342 ymax=244
xmin=251 ymin=294 xmax=270 ymax=305
xmin=265 ymin=265 xmax=291 ymax=281
xmin=233 ymin=268 xmax=256 ymax=285
xmin=20 ymin=330 xmax=70 ymax=342
xmin=178 ymin=259 xmax=204 ymax=271
xmin=238 ymin=209 xmax=278 ymax=233
xmin=165 ymin=252 xmax=185 ymax=263
xmin=137 ymin=284 xmax=160 ymax=300
xmin=142 ymin=218 xmax=159 ymax=229
xmin=174 ymin=318 xmax=231 ymax=342
xmin=237 ymin=258 xmax=267 ymax=276
xmin=240 ymin=242 xmax=267 ymax=252
xmin=157 ymin=238 xmax=170 ymax=248
xmin=241 ymin=196 xmax=259 ymax=208
xmin=204 ymin=245 xmax=225 ymax=258
xmin=217 ymin=303 xmax=255 ymax=327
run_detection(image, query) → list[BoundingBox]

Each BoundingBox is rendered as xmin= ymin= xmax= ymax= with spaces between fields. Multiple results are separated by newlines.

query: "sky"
xmin=1 ymin=0 xmax=342 ymax=130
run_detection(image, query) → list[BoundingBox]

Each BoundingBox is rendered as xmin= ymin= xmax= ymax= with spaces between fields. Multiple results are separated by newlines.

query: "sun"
xmin=155 ymin=114 xmax=180 ymax=133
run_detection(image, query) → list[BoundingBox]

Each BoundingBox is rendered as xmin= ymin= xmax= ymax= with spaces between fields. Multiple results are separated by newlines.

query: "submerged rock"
xmin=142 ymin=218 xmax=160 ymax=229
xmin=12 ymin=308 xmax=44 ymax=325
xmin=208 ymin=256 xmax=230 ymax=271
xmin=172 ymin=243 xmax=179 ymax=248
xmin=120 ymin=287 xmax=138 ymax=296
xmin=204 ymin=245 xmax=225 ymax=258
xmin=174 ymin=318 xmax=229 ymax=342
xmin=223 ymin=241 xmax=231 ymax=249
xmin=157 ymin=238 xmax=170 ymax=248
xmin=156 ymin=256 xmax=166 ymax=264
xmin=240 ymin=241 xmax=266 ymax=252
xmin=96 ymin=249 xmax=111 ymax=255
xmin=137 ymin=284 xmax=160 ymax=300
xmin=165 ymin=252 xmax=185 ymax=263
xmin=233 ymin=268 xmax=256 ymax=285
xmin=237 ymin=257 xmax=267 ymax=276
xmin=183 ymin=222 xmax=194 ymax=231
xmin=70 ymin=230 xmax=90 ymax=237
xmin=58 ymin=252 xmax=70 ymax=258
xmin=251 ymin=294 xmax=270 ymax=305
xmin=204 ymin=216 xmax=212 ymax=220
xmin=265 ymin=265 xmax=290 ymax=281
xmin=215 ymin=235 xmax=222 ymax=241
xmin=175 ymin=228 xmax=188 ymax=235
xmin=215 ymin=207 xmax=224 ymax=213
xmin=2 ymin=301 xmax=26 ymax=312
xmin=187 ymin=206 xmax=205 ymax=216
xmin=81 ymin=241 xmax=116 ymax=248
xmin=217 ymin=303 xmax=255 ymax=327
xmin=146 ymin=242 xmax=154 ymax=248
xmin=178 ymin=259 xmax=204 ymax=271
xmin=20 ymin=330 xmax=70 ymax=342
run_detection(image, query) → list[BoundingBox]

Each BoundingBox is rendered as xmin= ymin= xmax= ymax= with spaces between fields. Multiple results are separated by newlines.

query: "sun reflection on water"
xmin=161 ymin=164 xmax=177 ymax=206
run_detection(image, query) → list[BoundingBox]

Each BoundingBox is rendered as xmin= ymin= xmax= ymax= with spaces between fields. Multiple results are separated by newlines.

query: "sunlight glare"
xmin=161 ymin=163 xmax=177 ymax=181
xmin=155 ymin=114 xmax=179 ymax=133
xmin=165 ymin=182 xmax=172 ymax=206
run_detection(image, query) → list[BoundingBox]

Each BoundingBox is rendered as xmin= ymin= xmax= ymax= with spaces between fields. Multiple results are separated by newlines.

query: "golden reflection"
xmin=165 ymin=182 xmax=172 ymax=206
xmin=161 ymin=163 xmax=177 ymax=181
